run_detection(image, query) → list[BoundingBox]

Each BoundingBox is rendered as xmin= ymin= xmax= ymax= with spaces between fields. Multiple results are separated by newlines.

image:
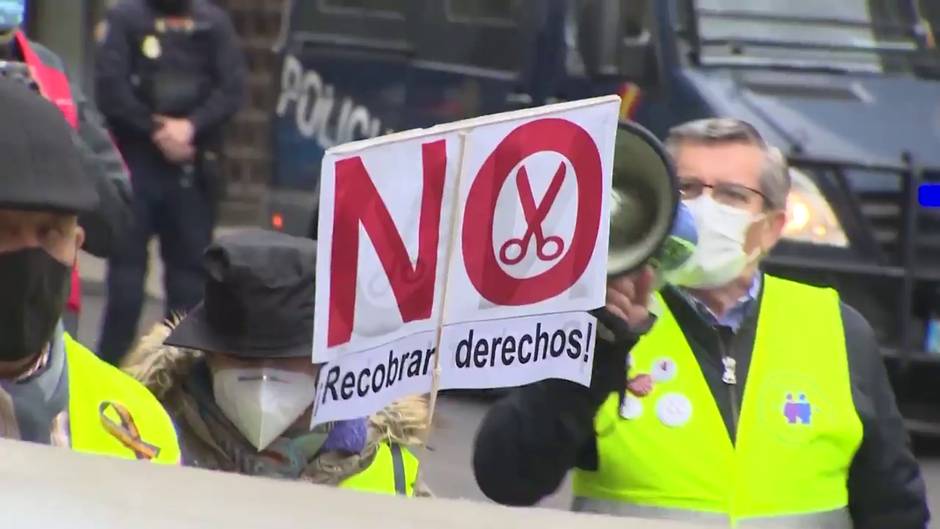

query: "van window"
xmin=447 ymin=0 xmax=521 ymax=24
xmin=692 ymin=0 xmax=923 ymax=74
xmin=291 ymin=0 xmax=411 ymax=50
xmin=417 ymin=0 xmax=527 ymax=72
xmin=320 ymin=0 xmax=406 ymax=16
xmin=570 ymin=0 xmax=654 ymax=81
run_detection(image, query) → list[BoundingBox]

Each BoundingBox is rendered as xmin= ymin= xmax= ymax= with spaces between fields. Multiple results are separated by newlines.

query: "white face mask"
xmin=665 ymin=195 xmax=764 ymax=289
xmin=211 ymin=366 xmax=318 ymax=452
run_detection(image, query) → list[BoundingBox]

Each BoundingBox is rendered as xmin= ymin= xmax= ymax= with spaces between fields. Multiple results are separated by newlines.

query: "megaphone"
xmin=607 ymin=121 xmax=685 ymax=277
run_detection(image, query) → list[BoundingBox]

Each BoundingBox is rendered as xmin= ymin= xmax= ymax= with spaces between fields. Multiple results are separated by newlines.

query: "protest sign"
xmin=312 ymin=96 xmax=621 ymax=424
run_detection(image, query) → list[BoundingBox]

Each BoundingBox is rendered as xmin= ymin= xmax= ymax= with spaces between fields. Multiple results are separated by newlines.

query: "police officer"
xmin=0 ymin=77 xmax=179 ymax=463
xmin=0 ymin=0 xmax=132 ymax=338
xmin=472 ymin=118 xmax=930 ymax=528
xmin=94 ymin=0 xmax=246 ymax=365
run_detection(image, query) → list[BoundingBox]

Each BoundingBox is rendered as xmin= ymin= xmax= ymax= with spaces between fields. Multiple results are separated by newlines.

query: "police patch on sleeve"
xmin=141 ymin=35 xmax=161 ymax=59
xmin=94 ymin=21 xmax=108 ymax=44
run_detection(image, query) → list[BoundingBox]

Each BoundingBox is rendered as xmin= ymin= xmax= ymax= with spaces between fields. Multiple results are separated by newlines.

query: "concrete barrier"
xmin=0 ymin=438 xmax=710 ymax=529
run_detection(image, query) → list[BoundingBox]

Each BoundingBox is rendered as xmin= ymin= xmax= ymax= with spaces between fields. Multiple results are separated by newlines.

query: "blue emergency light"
xmin=918 ymin=184 xmax=940 ymax=207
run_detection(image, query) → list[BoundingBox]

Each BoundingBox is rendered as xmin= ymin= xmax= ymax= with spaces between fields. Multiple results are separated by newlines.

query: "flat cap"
xmin=0 ymin=76 xmax=97 ymax=214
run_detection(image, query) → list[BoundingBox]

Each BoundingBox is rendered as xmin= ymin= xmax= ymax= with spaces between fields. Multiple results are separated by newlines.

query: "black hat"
xmin=164 ymin=228 xmax=317 ymax=359
xmin=0 ymin=77 xmax=97 ymax=214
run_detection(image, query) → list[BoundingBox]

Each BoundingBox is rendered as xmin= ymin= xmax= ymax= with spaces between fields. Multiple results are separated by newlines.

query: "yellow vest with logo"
xmin=572 ymin=275 xmax=863 ymax=528
xmin=65 ymin=334 xmax=181 ymax=465
xmin=339 ymin=441 xmax=420 ymax=496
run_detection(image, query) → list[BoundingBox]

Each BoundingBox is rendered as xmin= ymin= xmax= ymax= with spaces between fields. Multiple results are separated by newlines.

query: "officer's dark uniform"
xmin=94 ymin=0 xmax=246 ymax=364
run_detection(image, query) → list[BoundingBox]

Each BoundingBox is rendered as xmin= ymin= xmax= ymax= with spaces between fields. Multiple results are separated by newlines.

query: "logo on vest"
xmin=759 ymin=372 xmax=823 ymax=445
xmin=783 ymin=393 xmax=812 ymax=425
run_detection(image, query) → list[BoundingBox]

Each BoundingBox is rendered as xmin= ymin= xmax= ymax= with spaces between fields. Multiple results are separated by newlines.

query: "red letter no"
xmin=327 ymin=140 xmax=447 ymax=347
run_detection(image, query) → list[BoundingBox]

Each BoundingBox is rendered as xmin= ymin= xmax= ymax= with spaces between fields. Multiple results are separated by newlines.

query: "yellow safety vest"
xmin=339 ymin=441 xmax=420 ymax=496
xmin=65 ymin=334 xmax=181 ymax=465
xmin=572 ymin=275 xmax=863 ymax=528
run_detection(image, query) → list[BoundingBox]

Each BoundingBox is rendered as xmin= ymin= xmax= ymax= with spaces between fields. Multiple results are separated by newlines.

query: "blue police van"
xmin=268 ymin=0 xmax=940 ymax=429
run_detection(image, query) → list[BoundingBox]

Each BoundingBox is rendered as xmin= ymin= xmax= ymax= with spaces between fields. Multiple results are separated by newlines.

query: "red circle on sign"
xmin=462 ymin=118 xmax=603 ymax=306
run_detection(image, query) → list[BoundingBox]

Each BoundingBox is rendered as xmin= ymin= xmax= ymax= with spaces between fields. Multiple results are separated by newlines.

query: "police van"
xmin=268 ymin=0 xmax=940 ymax=429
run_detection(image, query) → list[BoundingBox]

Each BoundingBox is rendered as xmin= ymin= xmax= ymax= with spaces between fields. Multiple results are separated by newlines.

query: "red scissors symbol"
xmin=498 ymin=162 xmax=567 ymax=265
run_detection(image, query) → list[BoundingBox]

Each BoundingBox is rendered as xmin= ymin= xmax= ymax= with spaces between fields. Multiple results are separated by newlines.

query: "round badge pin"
xmin=656 ymin=393 xmax=692 ymax=427
xmin=620 ymin=395 xmax=644 ymax=420
xmin=650 ymin=357 xmax=678 ymax=383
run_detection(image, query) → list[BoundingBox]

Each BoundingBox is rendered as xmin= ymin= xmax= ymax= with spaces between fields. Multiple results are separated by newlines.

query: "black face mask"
xmin=148 ymin=0 xmax=191 ymax=16
xmin=0 ymin=248 xmax=70 ymax=362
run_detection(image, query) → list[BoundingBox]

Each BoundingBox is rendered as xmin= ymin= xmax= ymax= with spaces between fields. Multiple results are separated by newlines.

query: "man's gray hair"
xmin=664 ymin=118 xmax=791 ymax=210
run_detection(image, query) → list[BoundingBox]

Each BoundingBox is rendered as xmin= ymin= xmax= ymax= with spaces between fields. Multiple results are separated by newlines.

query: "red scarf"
xmin=14 ymin=31 xmax=82 ymax=313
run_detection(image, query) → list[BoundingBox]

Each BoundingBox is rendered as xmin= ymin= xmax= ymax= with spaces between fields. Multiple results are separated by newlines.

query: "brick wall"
xmin=213 ymin=0 xmax=287 ymax=224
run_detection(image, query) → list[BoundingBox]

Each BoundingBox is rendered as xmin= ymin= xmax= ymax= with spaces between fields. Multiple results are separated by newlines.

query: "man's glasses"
xmin=678 ymin=178 xmax=768 ymax=210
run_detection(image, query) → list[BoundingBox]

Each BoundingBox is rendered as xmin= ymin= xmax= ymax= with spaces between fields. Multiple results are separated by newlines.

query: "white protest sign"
xmin=442 ymin=103 xmax=615 ymax=324
xmin=312 ymin=96 xmax=621 ymax=424
xmin=313 ymin=129 xmax=463 ymax=362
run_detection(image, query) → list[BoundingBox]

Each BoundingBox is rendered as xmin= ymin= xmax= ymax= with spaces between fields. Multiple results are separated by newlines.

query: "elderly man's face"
xmin=0 ymin=209 xmax=84 ymax=264
xmin=674 ymin=141 xmax=787 ymax=267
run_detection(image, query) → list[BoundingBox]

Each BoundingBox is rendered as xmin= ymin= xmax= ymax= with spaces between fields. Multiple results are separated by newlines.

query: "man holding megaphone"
xmin=472 ymin=118 xmax=928 ymax=529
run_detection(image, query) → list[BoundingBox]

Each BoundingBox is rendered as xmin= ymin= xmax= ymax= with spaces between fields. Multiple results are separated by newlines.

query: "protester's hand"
xmin=627 ymin=373 xmax=654 ymax=397
xmin=153 ymin=115 xmax=195 ymax=146
xmin=605 ymin=265 xmax=654 ymax=332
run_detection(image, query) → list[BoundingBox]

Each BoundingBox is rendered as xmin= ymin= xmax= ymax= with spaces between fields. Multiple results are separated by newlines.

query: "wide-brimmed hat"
xmin=0 ymin=77 xmax=97 ymax=214
xmin=164 ymin=228 xmax=316 ymax=359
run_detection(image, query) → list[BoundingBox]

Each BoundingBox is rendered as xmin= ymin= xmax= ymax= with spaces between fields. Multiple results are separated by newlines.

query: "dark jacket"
xmin=472 ymin=274 xmax=930 ymax=529
xmin=94 ymin=0 xmax=246 ymax=145
xmin=26 ymin=40 xmax=132 ymax=259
